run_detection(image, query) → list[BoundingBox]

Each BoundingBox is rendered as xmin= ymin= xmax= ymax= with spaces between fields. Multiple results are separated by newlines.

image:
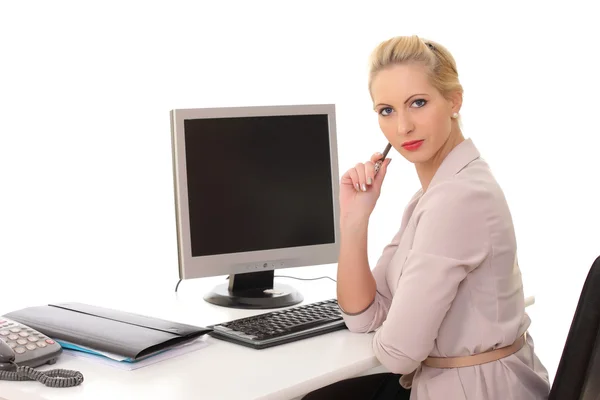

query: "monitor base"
xmin=203 ymin=270 xmax=304 ymax=309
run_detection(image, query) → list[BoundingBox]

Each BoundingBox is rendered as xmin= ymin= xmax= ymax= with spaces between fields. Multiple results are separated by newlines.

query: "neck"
xmin=416 ymin=129 xmax=465 ymax=192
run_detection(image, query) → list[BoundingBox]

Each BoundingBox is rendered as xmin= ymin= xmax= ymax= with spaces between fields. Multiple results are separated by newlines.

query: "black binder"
xmin=3 ymin=302 xmax=212 ymax=360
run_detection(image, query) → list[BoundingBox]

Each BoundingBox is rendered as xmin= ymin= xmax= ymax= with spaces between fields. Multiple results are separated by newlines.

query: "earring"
xmin=452 ymin=112 xmax=459 ymax=119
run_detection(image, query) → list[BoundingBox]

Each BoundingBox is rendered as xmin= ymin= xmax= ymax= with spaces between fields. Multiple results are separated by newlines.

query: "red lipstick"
xmin=401 ymin=139 xmax=424 ymax=151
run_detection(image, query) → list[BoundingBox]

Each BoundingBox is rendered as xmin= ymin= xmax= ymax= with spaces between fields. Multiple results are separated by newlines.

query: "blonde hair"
xmin=368 ymin=35 xmax=463 ymax=104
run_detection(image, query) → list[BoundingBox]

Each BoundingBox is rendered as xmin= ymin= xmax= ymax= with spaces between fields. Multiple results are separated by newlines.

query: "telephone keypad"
xmin=0 ymin=317 xmax=62 ymax=367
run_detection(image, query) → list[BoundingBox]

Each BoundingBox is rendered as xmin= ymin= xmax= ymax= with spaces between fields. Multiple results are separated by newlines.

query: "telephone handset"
xmin=0 ymin=317 xmax=83 ymax=387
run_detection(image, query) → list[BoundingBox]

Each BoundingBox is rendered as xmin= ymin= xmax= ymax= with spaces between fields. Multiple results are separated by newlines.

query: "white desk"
xmin=0 ymin=275 xmax=535 ymax=400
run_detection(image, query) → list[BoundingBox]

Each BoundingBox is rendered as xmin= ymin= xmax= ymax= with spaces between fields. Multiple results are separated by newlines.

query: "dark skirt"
xmin=301 ymin=372 xmax=411 ymax=400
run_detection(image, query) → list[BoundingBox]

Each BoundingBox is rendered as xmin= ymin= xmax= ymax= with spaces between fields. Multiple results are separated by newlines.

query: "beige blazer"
xmin=341 ymin=138 xmax=550 ymax=399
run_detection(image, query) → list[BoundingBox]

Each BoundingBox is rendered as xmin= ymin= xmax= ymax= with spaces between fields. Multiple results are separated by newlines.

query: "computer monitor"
xmin=169 ymin=104 xmax=341 ymax=309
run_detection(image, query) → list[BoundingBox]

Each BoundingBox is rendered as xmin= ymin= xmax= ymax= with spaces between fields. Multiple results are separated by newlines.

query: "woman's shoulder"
xmin=419 ymin=158 xmax=510 ymax=219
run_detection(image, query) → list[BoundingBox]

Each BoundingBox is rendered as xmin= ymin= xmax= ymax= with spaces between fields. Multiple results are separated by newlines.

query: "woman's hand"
xmin=339 ymin=152 xmax=392 ymax=223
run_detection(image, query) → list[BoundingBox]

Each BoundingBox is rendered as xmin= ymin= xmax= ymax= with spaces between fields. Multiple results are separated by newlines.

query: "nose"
xmin=395 ymin=114 xmax=413 ymax=136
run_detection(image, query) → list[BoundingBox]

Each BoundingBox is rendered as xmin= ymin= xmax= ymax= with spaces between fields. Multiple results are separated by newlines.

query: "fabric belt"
xmin=423 ymin=333 xmax=527 ymax=369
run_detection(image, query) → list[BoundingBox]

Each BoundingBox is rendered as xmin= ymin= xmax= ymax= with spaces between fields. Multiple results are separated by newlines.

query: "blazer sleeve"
xmin=372 ymin=181 xmax=491 ymax=374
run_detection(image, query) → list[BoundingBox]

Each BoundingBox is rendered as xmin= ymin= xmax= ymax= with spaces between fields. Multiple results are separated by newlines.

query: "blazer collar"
xmin=428 ymin=138 xmax=480 ymax=190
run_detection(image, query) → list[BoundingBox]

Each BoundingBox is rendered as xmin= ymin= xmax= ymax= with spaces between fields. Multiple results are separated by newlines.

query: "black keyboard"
xmin=208 ymin=299 xmax=347 ymax=349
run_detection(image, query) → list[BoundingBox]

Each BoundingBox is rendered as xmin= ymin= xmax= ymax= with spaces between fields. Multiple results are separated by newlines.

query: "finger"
xmin=373 ymin=158 xmax=386 ymax=177
xmin=365 ymin=161 xmax=375 ymax=186
xmin=370 ymin=152 xmax=384 ymax=164
xmin=341 ymin=169 xmax=359 ymax=192
xmin=347 ymin=168 xmax=361 ymax=191
xmin=354 ymin=163 xmax=367 ymax=192
xmin=374 ymin=158 xmax=392 ymax=184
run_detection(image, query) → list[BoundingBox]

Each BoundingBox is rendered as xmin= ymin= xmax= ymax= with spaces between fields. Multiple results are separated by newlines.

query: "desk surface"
xmin=0 ymin=275 xmax=381 ymax=400
xmin=0 ymin=273 xmax=535 ymax=400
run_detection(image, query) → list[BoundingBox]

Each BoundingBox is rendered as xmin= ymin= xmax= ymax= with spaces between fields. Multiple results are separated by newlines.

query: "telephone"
xmin=0 ymin=316 xmax=83 ymax=387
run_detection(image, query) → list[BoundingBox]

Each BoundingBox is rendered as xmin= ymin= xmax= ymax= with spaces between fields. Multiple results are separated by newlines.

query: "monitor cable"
xmin=174 ymin=275 xmax=334 ymax=293
xmin=273 ymin=275 xmax=336 ymax=283
xmin=175 ymin=275 xmax=384 ymax=297
xmin=275 ymin=275 xmax=385 ymax=297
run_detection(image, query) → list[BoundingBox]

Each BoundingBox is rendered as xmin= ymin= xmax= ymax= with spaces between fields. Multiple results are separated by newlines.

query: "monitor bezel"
xmin=170 ymin=104 xmax=341 ymax=279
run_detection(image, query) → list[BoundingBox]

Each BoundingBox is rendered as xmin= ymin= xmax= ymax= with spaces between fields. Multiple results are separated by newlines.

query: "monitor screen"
xmin=183 ymin=114 xmax=335 ymax=257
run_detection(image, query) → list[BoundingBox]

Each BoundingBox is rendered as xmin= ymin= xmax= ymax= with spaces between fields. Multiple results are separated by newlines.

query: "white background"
xmin=1 ymin=0 xmax=598 ymax=385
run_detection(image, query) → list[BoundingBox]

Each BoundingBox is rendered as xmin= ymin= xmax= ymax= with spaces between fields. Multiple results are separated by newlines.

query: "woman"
xmin=303 ymin=36 xmax=550 ymax=399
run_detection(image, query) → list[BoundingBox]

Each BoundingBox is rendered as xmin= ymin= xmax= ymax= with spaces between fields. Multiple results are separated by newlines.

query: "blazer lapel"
xmin=428 ymin=138 xmax=481 ymax=190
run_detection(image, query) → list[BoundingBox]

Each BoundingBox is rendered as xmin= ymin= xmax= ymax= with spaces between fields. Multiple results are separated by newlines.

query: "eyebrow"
xmin=374 ymin=93 xmax=429 ymax=110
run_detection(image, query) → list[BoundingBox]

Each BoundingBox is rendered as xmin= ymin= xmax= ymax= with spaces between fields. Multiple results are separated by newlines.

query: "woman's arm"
xmin=370 ymin=181 xmax=490 ymax=374
xmin=336 ymin=216 xmax=376 ymax=314
xmin=335 ymin=152 xmax=394 ymax=332
xmin=337 ymin=214 xmax=405 ymax=333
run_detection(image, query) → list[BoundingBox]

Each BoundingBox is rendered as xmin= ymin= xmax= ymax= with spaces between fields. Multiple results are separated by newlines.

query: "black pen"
xmin=374 ymin=143 xmax=392 ymax=175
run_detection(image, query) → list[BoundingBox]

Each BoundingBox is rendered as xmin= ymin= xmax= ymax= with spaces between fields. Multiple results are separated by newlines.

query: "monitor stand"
xmin=203 ymin=270 xmax=304 ymax=309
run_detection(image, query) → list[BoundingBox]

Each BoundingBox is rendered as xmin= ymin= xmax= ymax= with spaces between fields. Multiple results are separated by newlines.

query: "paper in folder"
xmin=3 ymin=302 xmax=213 ymax=361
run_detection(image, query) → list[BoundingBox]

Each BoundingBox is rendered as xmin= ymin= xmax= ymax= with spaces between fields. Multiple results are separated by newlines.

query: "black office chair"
xmin=549 ymin=254 xmax=600 ymax=400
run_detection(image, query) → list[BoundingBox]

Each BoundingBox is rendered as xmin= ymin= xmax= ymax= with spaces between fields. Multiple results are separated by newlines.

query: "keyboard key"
xmin=209 ymin=298 xmax=347 ymax=349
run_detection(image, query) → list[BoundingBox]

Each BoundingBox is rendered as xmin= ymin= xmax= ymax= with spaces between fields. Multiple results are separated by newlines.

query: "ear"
xmin=448 ymin=90 xmax=463 ymax=115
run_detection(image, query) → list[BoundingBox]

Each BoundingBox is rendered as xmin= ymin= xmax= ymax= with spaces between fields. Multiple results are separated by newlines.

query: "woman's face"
xmin=370 ymin=63 xmax=461 ymax=165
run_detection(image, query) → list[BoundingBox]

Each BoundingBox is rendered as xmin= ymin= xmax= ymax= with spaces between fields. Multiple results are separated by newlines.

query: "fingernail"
xmin=362 ymin=183 xmax=367 ymax=191
xmin=355 ymin=183 xmax=360 ymax=191
xmin=367 ymin=177 xmax=372 ymax=185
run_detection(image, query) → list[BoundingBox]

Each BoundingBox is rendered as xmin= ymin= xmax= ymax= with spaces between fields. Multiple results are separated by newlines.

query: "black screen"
xmin=183 ymin=114 xmax=335 ymax=257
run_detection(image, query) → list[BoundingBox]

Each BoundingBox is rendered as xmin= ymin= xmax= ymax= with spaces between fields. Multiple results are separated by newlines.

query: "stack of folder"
xmin=3 ymin=302 xmax=212 ymax=369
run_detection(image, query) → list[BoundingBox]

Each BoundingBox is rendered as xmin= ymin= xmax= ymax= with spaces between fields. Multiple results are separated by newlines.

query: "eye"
xmin=411 ymin=99 xmax=427 ymax=108
xmin=379 ymin=107 xmax=393 ymax=116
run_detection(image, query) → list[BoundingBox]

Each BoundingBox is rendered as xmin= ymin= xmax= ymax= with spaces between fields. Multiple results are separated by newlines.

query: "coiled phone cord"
xmin=0 ymin=362 xmax=84 ymax=387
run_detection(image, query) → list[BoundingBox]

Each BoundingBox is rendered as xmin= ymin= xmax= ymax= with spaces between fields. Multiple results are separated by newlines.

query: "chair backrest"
xmin=549 ymin=255 xmax=600 ymax=400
